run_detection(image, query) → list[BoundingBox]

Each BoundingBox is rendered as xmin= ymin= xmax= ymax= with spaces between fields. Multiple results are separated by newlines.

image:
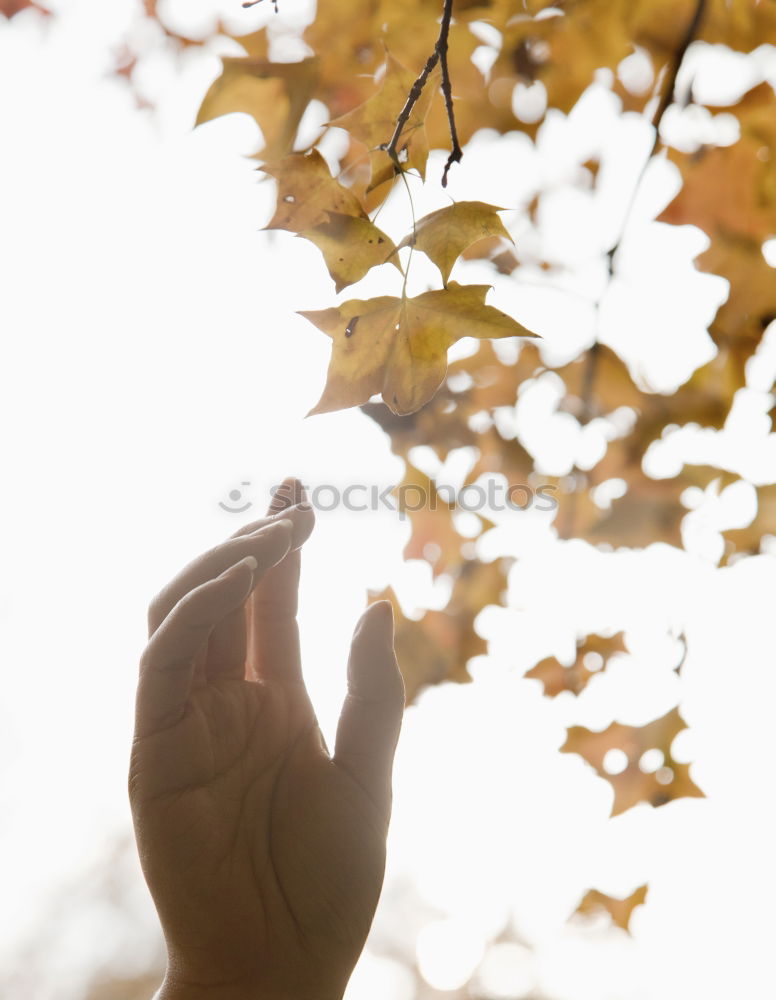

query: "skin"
xmin=129 ymin=480 xmax=405 ymax=1000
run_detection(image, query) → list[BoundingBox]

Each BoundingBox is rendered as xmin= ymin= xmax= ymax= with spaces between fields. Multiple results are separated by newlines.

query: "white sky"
xmin=1 ymin=3 xmax=776 ymax=998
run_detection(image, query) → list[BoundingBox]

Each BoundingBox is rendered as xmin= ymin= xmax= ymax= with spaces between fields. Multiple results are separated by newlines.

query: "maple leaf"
xmin=562 ymin=708 xmax=704 ymax=816
xmin=577 ymin=886 xmax=648 ymax=933
xmin=299 ymin=213 xmax=400 ymax=293
xmin=262 ymin=150 xmax=367 ymax=232
xmin=300 ymin=283 xmax=538 ymax=416
xmin=724 ymin=482 xmax=776 ymax=559
xmin=661 ymin=83 xmax=776 ymax=345
xmin=370 ymin=558 xmax=507 ymax=701
xmin=526 ymin=632 xmax=627 ymax=698
xmin=330 ymin=53 xmax=440 ymax=191
xmin=396 ymin=463 xmax=461 ymax=577
xmin=370 ymin=586 xmax=474 ymax=703
xmin=396 ymin=201 xmax=514 ymax=285
xmin=197 ymin=57 xmax=319 ymax=161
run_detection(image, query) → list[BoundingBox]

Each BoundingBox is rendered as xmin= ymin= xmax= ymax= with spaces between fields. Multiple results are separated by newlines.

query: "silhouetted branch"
xmin=383 ymin=0 xmax=462 ymax=186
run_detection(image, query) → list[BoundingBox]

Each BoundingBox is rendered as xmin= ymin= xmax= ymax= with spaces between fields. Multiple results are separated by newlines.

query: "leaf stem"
xmin=398 ymin=168 xmax=418 ymax=299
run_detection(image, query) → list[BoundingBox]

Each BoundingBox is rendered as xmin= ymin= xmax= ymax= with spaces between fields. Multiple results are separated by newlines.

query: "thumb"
xmin=334 ymin=601 xmax=405 ymax=816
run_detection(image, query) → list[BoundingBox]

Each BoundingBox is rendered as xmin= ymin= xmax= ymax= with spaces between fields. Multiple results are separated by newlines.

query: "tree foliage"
xmin=132 ymin=0 xmax=776 ymax=937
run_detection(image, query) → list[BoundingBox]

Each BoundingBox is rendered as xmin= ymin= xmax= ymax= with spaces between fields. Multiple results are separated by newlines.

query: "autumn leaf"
xmin=526 ymin=632 xmax=627 ymax=697
xmin=300 ymin=283 xmax=538 ymax=416
xmin=330 ymin=53 xmax=440 ymax=191
xmin=262 ymin=150 xmax=367 ymax=232
xmin=299 ymin=213 xmax=400 ymax=292
xmin=723 ymin=482 xmax=776 ymax=559
xmin=197 ymin=57 xmax=319 ymax=161
xmin=562 ymin=708 xmax=704 ymax=816
xmin=370 ymin=586 xmax=474 ymax=703
xmin=660 ymin=82 xmax=776 ymax=345
xmin=396 ymin=201 xmax=514 ymax=285
xmin=396 ymin=463 xmax=461 ymax=577
xmin=577 ymin=886 xmax=648 ymax=932
xmin=370 ymin=558 xmax=507 ymax=701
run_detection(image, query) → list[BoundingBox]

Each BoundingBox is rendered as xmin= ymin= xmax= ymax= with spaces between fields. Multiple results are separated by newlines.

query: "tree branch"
xmin=577 ymin=0 xmax=707 ymax=426
xmin=606 ymin=0 xmax=707 ymax=276
xmin=383 ymin=0 xmax=462 ymax=186
xmin=241 ymin=0 xmax=278 ymax=12
xmin=438 ymin=0 xmax=462 ymax=186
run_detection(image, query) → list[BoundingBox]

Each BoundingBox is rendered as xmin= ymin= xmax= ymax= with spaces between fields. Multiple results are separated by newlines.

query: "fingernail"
xmin=241 ymin=555 xmax=258 ymax=571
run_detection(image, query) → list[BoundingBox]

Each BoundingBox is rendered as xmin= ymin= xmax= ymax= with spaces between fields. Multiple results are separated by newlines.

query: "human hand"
xmin=129 ymin=481 xmax=405 ymax=1000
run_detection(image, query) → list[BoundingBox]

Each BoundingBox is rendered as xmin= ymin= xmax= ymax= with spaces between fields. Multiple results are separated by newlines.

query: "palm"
xmin=130 ymin=493 xmax=403 ymax=1000
xmin=133 ymin=679 xmax=386 ymax=995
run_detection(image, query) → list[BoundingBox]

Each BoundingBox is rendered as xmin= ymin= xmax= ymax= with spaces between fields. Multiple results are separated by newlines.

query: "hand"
xmin=129 ymin=481 xmax=405 ymax=1000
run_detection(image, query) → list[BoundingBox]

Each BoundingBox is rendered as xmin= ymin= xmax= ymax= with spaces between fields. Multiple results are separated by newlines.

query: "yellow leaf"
xmin=299 ymin=213 xmax=401 ymax=292
xmin=330 ymin=53 xmax=440 ymax=191
xmin=577 ymin=886 xmax=648 ymax=933
xmin=525 ymin=632 xmax=627 ymax=698
xmin=369 ymin=559 xmax=507 ymax=701
xmin=196 ymin=57 xmax=319 ymax=161
xmin=397 ymin=201 xmax=514 ymax=284
xmin=262 ymin=150 xmax=367 ymax=232
xmin=300 ymin=283 xmax=538 ymax=416
xmin=561 ymin=708 xmax=704 ymax=816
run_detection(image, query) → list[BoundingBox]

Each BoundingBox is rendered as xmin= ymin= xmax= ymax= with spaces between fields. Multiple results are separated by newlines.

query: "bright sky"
xmin=1 ymin=3 xmax=775 ymax=999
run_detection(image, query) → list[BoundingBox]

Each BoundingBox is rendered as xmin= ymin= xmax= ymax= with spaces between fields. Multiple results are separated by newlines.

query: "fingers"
xmin=269 ymin=476 xmax=308 ymax=516
xmin=148 ymin=512 xmax=309 ymax=637
xmin=206 ymin=502 xmax=313 ymax=680
xmin=247 ymin=478 xmax=315 ymax=684
xmin=229 ymin=499 xmax=314 ymax=542
xmin=333 ymin=602 xmax=405 ymax=816
xmin=136 ymin=554 xmax=271 ymax=738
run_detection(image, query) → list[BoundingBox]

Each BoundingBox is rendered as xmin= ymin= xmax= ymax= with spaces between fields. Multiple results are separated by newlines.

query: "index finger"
xmin=136 ymin=556 xmax=258 ymax=738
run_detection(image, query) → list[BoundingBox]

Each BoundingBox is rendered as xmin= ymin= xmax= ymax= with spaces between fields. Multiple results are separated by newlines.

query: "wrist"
xmin=156 ymin=972 xmax=343 ymax=1000
xmin=155 ymin=979 xmax=256 ymax=1000
xmin=155 ymin=969 xmax=265 ymax=1000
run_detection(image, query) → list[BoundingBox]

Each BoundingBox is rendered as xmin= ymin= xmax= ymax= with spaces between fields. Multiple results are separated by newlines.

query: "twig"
xmin=241 ymin=0 xmax=278 ymax=11
xmin=383 ymin=0 xmax=462 ymax=186
xmin=438 ymin=0 xmax=462 ymax=186
xmin=650 ymin=0 xmax=707 ymax=142
xmin=582 ymin=0 xmax=707 ymax=413
xmin=383 ymin=49 xmax=440 ymax=165
xmin=571 ymin=0 xmax=706 ymax=519
xmin=606 ymin=0 xmax=707 ymax=277
xmin=580 ymin=341 xmax=599 ymax=423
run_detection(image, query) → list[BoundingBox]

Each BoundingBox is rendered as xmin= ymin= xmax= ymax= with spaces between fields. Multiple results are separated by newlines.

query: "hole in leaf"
xmin=639 ymin=748 xmax=664 ymax=774
xmin=603 ymin=748 xmax=629 ymax=775
xmin=583 ymin=651 xmax=604 ymax=672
